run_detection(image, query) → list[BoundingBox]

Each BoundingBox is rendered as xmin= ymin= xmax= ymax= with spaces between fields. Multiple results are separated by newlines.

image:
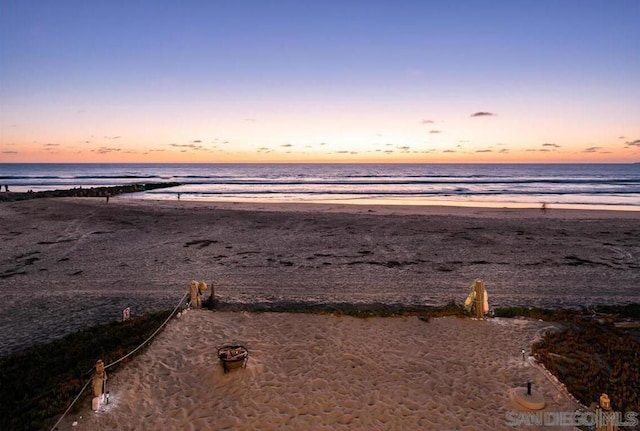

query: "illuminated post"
xmin=189 ymin=281 xmax=199 ymax=308
xmin=596 ymin=393 xmax=616 ymax=431
xmin=91 ymin=360 xmax=107 ymax=411
xmin=474 ymin=280 xmax=484 ymax=318
xmin=197 ymin=281 xmax=207 ymax=308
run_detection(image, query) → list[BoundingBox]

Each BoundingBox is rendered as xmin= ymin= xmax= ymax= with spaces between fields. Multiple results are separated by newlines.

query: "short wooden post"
xmin=596 ymin=393 xmax=616 ymax=431
xmin=189 ymin=281 xmax=199 ymax=308
xmin=91 ymin=359 xmax=107 ymax=410
xmin=474 ymin=280 xmax=484 ymax=318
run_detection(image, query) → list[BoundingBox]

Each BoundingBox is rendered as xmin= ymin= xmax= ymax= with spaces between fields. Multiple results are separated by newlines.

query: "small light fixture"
xmin=106 ymin=391 xmax=110 ymax=404
xmin=521 ymin=349 xmax=526 ymax=360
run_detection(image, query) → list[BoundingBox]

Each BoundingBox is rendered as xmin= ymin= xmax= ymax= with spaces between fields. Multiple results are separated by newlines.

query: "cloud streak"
xmin=582 ymin=146 xmax=602 ymax=153
xmin=94 ymin=147 xmax=122 ymax=154
xmin=470 ymin=112 xmax=496 ymax=117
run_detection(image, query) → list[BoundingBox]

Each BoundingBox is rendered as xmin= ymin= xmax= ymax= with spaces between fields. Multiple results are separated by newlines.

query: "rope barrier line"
xmin=50 ymin=290 xmax=190 ymax=431
xmin=49 ymin=378 xmax=92 ymax=431
xmin=105 ymin=290 xmax=189 ymax=370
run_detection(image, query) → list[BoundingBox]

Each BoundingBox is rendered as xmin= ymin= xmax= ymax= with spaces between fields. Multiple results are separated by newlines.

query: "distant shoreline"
xmin=2 ymin=181 xmax=639 ymax=213
xmin=2 ymin=163 xmax=638 ymax=210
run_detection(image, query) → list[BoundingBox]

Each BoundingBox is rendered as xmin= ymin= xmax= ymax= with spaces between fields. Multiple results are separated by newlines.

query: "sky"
xmin=1 ymin=0 xmax=639 ymax=163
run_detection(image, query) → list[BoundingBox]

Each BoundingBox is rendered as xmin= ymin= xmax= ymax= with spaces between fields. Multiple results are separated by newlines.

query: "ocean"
xmin=1 ymin=163 xmax=639 ymax=210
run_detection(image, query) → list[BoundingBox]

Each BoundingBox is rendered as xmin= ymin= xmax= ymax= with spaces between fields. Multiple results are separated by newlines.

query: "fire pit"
xmin=218 ymin=345 xmax=249 ymax=373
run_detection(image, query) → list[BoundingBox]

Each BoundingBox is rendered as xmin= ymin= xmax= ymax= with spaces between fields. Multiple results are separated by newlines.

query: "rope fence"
xmin=105 ymin=291 xmax=188 ymax=370
xmin=49 ymin=290 xmax=190 ymax=431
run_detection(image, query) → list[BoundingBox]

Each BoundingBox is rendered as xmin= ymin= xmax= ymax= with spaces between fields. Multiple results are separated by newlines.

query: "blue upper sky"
xmin=1 ymin=1 xmax=639 ymax=162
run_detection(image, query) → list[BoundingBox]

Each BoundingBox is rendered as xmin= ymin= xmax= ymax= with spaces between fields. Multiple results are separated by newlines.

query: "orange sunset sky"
xmin=1 ymin=1 xmax=639 ymax=164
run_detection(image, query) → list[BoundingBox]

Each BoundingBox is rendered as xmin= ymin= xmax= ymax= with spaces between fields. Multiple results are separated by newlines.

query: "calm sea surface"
xmin=1 ymin=163 xmax=639 ymax=210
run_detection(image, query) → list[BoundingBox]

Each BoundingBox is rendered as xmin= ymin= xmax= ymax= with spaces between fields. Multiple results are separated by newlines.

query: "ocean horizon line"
xmin=1 ymin=161 xmax=638 ymax=165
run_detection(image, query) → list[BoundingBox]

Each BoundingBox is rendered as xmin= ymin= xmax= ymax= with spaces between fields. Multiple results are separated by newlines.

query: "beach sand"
xmin=0 ymin=197 xmax=639 ymax=355
xmin=60 ymin=310 xmax=579 ymax=431
xmin=2 ymin=197 xmax=638 ymax=430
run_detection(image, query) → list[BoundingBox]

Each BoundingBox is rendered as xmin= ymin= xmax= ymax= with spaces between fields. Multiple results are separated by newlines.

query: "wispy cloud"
xmin=191 ymin=140 xmax=202 ymax=143
xmin=429 ymin=130 xmax=442 ymax=134
xmin=527 ymin=143 xmax=558 ymax=152
xmin=104 ymin=135 xmax=121 ymax=140
xmin=169 ymin=143 xmax=211 ymax=151
xmin=1 ymin=150 xmax=18 ymax=154
xmin=280 ymin=144 xmax=293 ymax=148
xmin=421 ymin=119 xmax=434 ymax=124
xmin=581 ymin=146 xmax=611 ymax=154
xmin=170 ymin=143 xmax=199 ymax=149
xmin=94 ymin=147 xmax=122 ymax=154
xmin=470 ymin=112 xmax=496 ymax=117
xmin=582 ymin=146 xmax=603 ymax=153
xmin=624 ymin=139 xmax=640 ymax=147
xmin=476 ymin=149 xmax=493 ymax=153
xmin=44 ymin=143 xmax=60 ymax=152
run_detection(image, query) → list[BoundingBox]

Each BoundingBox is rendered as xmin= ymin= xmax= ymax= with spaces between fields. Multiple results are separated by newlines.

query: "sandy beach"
xmin=1 ymin=197 xmax=639 ymax=430
xmin=59 ymin=310 xmax=579 ymax=430
xmin=1 ymin=197 xmax=639 ymax=356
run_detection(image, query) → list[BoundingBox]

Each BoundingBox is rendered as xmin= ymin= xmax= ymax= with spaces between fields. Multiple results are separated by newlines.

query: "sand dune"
xmin=61 ymin=311 xmax=579 ymax=430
